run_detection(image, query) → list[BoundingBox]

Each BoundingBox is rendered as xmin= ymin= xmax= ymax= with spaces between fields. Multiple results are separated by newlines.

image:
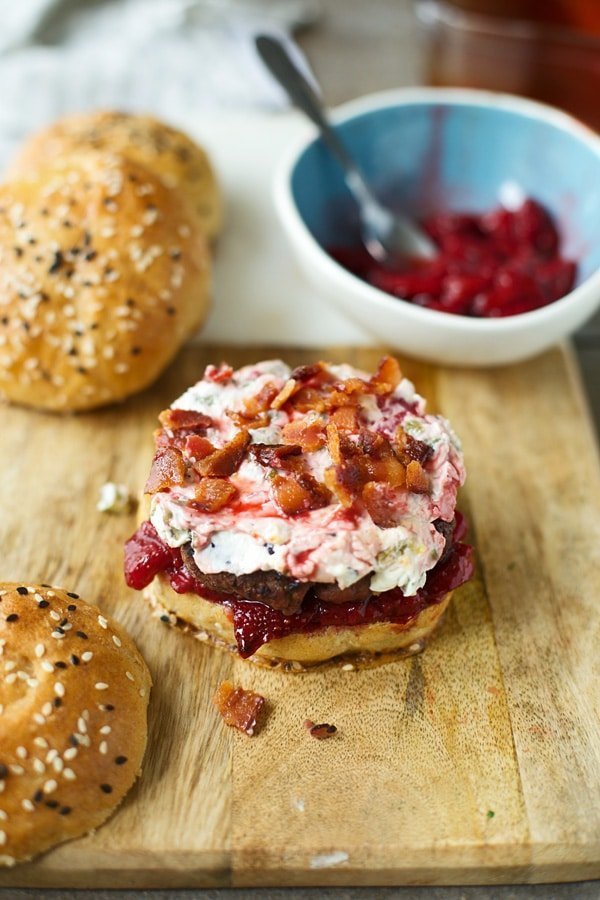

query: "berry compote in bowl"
xmin=275 ymin=87 xmax=600 ymax=366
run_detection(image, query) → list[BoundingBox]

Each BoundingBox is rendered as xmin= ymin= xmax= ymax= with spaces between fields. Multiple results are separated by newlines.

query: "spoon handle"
xmin=255 ymin=34 xmax=374 ymax=206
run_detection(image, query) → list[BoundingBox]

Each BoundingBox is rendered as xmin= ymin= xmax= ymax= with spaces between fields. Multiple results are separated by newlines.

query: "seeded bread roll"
xmin=0 ymin=582 xmax=151 ymax=867
xmin=145 ymin=572 xmax=454 ymax=671
xmin=0 ymin=151 xmax=211 ymax=412
xmin=8 ymin=110 xmax=223 ymax=242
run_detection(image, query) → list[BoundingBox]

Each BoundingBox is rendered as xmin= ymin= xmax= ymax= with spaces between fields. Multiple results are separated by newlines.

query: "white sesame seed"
xmin=49 ymin=610 xmax=61 ymax=622
xmin=64 ymin=747 xmax=77 ymax=761
xmin=139 ymin=688 xmax=146 ymax=698
xmin=99 ymin=741 xmax=108 ymax=755
xmin=112 ymin=635 xmax=122 ymax=648
xmin=43 ymin=779 xmax=57 ymax=794
xmin=35 ymin=643 xmax=45 ymax=658
xmin=95 ymin=682 xmax=109 ymax=690
xmin=27 ymin=678 xmax=39 ymax=689
xmin=54 ymin=682 xmax=65 ymax=698
xmin=33 ymin=713 xmax=45 ymax=725
xmin=5 ymin=673 xmax=16 ymax=685
xmin=98 ymin=615 xmax=108 ymax=629
xmin=33 ymin=737 xmax=48 ymax=749
xmin=0 ymin=831 xmax=6 ymax=846
xmin=41 ymin=660 xmax=54 ymax=673
xmin=77 ymin=734 xmax=91 ymax=748
xmin=0 ymin=811 xmax=6 ymax=821
xmin=22 ymin=799 xmax=34 ymax=812
xmin=99 ymin=725 xmax=111 ymax=735
xmin=33 ymin=759 xmax=45 ymax=775
xmin=52 ymin=757 xmax=63 ymax=773
xmin=81 ymin=651 xmax=93 ymax=663
xmin=4 ymin=661 xmax=16 ymax=673
xmin=63 ymin=768 xmax=76 ymax=781
xmin=46 ymin=749 xmax=58 ymax=763
xmin=42 ymin=702 xmax=52 ymax=717
xmin=9 ymin=765 xmax=24 ymax=776
xmin=16 ymin=746 xmax=27 ymax=760
xmin=77 ymin=717 xmax=87 ymax=734
xmin=125 ymin=671 xmax=134 ymax=682
xmin=51 ymin=631 xmax=66 ymax=640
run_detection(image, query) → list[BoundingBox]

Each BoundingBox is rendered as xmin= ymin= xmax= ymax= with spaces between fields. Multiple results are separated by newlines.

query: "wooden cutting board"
xmin=0 ymin=343 xmax=599 ymax=889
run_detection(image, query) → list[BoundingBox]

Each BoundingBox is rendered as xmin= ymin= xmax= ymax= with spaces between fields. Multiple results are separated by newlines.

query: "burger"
xmin=124 ymin=356 xmax=473 ymax=669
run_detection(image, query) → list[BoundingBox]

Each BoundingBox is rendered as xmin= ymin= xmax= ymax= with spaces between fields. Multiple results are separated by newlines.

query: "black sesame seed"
xmin=62 ymin=220 xmax=73 ymax=228
xmin=114 ymin=756 xmax=128 ymax=766
xmin=28 ymin=237 xmax=37 ymax=245
xmin=0 ymin=764 xmax=8 ymax=779
xmin=41 ymin=583 xmax=52 ymax=588
xmin=14 ymin=246 xmax=23 ymax=257
xmin=33 ymin=789 xmax=43 ymax=803
xmin=60 ymin=618 xmax=68 ymax=627
xmin=66 ymin=592 xmax=79 ymax=599
xmin=71 ymin=655 xmax=80 ymax=666
xmin=76 ymin=631 xmax=88 ymax=639
xmin=55 ymin=626 xmax=65 ymax=635
xmin=59 ymin=806 xmax=72 ymax=816
xmin=48 ymin=250 xmax=63 ymax=274
xmin=131 ymin=346 xmax=141 ymax=355
xmin=160 ymin=614 xmax=170 ymax=623
xmin=103 ymin=704 xmax=115 ymax=712
xmin=38 ymin=599 xmax=50 ymax=608
xmin=6 ymin=614 xmax=18 ymax=622
xmin=84 ymin=250 xmax=97 ymax=261
xmin=67 ymin=604 xmax=77 ymax=611
xmin=45 ymin=800 xmax=58 ymax=809
xmin=16 ymin=586 xmax=28 ymax=595
xmin=53 ymin=697 xmax=62 ymax=708
xmin=166 ymin=306 xmax=176 ymax=316
xmin=126 ymin=298 xmax=135 ymax=307
xmin=77 ymin=366 xmax=87 ymax=375
xmin=100 ymin=784 xmax=113 ymax=794
xmin=0 ymin=316 xmax=8 ymax=326
xmin=69 ymin=734 xmax=78 ymax=746
xmin=22 ymin=321 xmax=30 ymax=332
xmin=55 ymin=661 xmax=67 ymax=669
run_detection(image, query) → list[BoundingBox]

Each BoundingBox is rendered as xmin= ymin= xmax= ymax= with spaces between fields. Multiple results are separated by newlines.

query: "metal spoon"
xmin=255 ymin=33 xmax=437 ymax=265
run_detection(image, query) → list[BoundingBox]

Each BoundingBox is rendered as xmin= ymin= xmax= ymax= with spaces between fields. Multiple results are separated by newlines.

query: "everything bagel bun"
xmin=145 ymin=572 xmax=454 ymax=671
xmin=8 ymin=110 xmax=223 ymax=241
xmin=0 ymin=151 xmax=211 ymax=412
xmin=0 ymin=582 xmax=151 ymax=867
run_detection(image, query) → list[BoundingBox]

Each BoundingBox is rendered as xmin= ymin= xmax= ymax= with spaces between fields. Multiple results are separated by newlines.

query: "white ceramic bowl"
xmin=274 ymin=87 xmax=600 ymax=366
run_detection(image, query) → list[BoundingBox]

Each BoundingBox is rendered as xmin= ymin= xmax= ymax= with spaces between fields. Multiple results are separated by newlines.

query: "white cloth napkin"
xmin=0 ymin=0 xmax=318 ymax=167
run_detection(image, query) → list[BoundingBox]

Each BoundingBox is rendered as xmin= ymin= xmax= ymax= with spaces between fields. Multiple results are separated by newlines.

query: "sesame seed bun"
xmin=8 ymin=110 xmax=223 ymax=242
xmin=144 ymin=571 xmax=453 ymax=672
xmin=0 ymin=582 xmax=151 ymax=868
xmin=0 ymin=151 xmax=211 ymax=412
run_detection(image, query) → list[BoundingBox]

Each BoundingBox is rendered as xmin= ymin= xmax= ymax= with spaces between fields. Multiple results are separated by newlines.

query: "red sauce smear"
xmin=329 ymin=198 xmax=576 ymax=317
xmin=124 ymin=515 xmax=474 ymax=658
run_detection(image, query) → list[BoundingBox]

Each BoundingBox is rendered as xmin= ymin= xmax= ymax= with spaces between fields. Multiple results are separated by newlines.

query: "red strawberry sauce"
xmin=329 ymin=198 xmax=576 ymax=317
xmin=124 ymin=515 xmax=474 ymax=658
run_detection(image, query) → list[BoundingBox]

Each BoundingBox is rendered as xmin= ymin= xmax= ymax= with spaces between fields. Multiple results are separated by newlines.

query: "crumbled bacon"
xmin=193 ymin=478 xmax=237 ymax=512
xmin=244 ymin=383 xmax=280 ymax=418
xmin=227 ymin=409 xmax=270 ymax=430
xmin=326 ymin=421 xmax=342 ymax=465
xmin=250 ymin=443 xmax=302 ymax=467
xmin=145 ymin=447 xmax=186 ymax=494
xmin=330 ymin=405 xmax=359 ymax=431
xmin=324 ymin=461 xmax=361 ymax=508
xmin=213 ymin=681 xmax=266 ymax=737
xmin=370 ymin=355 xmax=402 ymax=393
xmin=205 ymin=363 xmax=234 ymax=383
xmin=406 ymin=459 xmax=429 ymax=493
xmin=362 ymin=481 xmax=403 ymax=527
xmin=281 ymin=413 xmax=326 ymax=451
xmin=195 ymin=430 xmax=250 ymax=477
xmin=159 ymin=408 xmax=212 ymax=431
xmin=185 ymin=435 xmax=215 ymax=461
xmin=290 ymin=363 xmax=324 ymax=383
xmin=304 ymin=719 xmax=337 ymax=739
xmin=272 ymin=472 xmax=331 ymax=516
xmin=291 ymin=386 xmax=329 ymax=413
xmin=271 ymin=378 xmax=298 ymax=410
xmin=394 ymin=428 xmax=434 ymax=465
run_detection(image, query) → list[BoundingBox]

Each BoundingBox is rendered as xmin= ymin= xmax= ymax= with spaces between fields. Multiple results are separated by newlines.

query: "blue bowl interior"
xmin=291 ymin=101 xmax=600 ymax=283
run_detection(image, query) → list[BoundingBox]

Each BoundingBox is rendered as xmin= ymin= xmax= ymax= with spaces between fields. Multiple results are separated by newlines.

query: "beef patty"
xmin=181 ymin=517 xmax=455 ymax=616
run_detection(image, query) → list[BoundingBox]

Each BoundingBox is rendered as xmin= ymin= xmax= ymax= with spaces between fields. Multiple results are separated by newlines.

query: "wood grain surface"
xmin=0 ymin=343 xmax=598 ymax=888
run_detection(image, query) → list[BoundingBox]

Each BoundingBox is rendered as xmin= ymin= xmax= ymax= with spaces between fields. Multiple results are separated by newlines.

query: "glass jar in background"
xmin=416 ymin=0 xmax=600 ymax=130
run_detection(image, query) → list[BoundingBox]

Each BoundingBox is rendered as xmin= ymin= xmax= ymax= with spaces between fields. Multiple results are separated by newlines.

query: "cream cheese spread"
xmin=150 ymin=360 xmax=465 ymax=597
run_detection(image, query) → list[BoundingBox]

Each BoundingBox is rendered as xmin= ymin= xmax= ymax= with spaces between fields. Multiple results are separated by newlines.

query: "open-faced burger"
xmin=124 ymin=357 xmax=473 ymax=670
